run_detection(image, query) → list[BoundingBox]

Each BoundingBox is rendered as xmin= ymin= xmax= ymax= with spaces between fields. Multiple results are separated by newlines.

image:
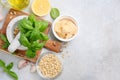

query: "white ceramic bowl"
xmin=36 ymin=51 xmax=63 ymax=79
xmin=6 ymin=15 xmax=27 ymax=50
xmin=52 ymin=15 xmax=79 ymax=42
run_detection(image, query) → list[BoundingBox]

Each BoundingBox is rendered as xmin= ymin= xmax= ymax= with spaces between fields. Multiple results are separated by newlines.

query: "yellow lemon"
xmin=31 ymin=0 xmax=51 ymax=16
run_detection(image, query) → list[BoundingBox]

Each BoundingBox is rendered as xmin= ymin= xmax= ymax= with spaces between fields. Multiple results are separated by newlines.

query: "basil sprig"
xmin=0 ymin=59 xmax=18 ymax=80
xmin=18 ymin=14 xmax=49 ymax=58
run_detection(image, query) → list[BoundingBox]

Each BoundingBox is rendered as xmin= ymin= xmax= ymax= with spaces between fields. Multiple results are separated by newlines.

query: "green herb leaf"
xmin=20 ymin=18 xmax=33 ymax=30
xmin=50 ymin=8 xmax=60 ymax=19
xmin=35 ymin=20 xmax=42 ymax=29
xmin=35 ymin=20 xmax=48 ymax=32
xmin=30 ymin=40 xmax=45 ymax=50
xmin=17 ymin=14 xmax=49 ymax=58
xmin=6 ymin=62 xmax=13 ymax=70
xmin=0 ymin=60 xmax=18 ymax=80
xmin=2 ymin=42 xmax=10 ymax=49
xmin=25 ymin=31 xmax=32 ymax=38
xmin=39 ymin=21 xmax=48 ymax=32
xmin=30 ymin=28 xmax=41 ymax=41
xmin=40 ymin=32 xmax=49 ymax=41
xmin=8 ymin=71 xmax=18 ymax=80
xmin=0 ymin=34 xmax=7 ymax=42
xmin=28 ymin=14 xmax=36 ymax=23
xmin=19 ymin=33 xmax=30 ymax=47
xmin=0 ymin=34 xmax=10 ymax=49
xmin=3 ymin=67 xmax=9 ymax=72
xmin=26 ymin=49 xmax=36 ymax=58
xmin=18 ymin=25 xmax=27 ymax=33
xmin=0 ymin=59 xmax=5 ymax=68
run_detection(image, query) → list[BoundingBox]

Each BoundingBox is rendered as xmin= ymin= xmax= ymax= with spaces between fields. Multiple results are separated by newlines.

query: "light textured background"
xmin=0 ymin=0 xmax=120 ymax=80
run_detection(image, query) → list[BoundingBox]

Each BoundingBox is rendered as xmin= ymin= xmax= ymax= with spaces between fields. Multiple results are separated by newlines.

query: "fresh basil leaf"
xmin=25 ymin=31 xmax=32 ymax=38
xmin=18 ymin=26 xmax=27 ymax=33
xmin=35 ymin=20 xmax=42 ymax=29
xmin=21 ymin=18 xmax=33 ymax=30
xmin=34 ymin=42 xmax=45 ymax=50
xmin=35 ymin=20 xmax=48 ymax=32
xmin=31 ymin=40 xmax=40 ymax=48
xmin=26 ymin=49 xmax=36 ymax=58
xmin=31 ymin=41 xmax=45 ymax=50
xmin=0 ymin=59 xmax=5 ymax=68
xmin=8 ymin=71 xmax=18 ymax=80
xmin=40 ymin=32 xmax=49 ymax=41
xmin=0 ymin=60 xmax=18 ymax=80
xmin=19 ymin=33 xmax=30 ymax=47
xmin=39 ymin=21 xmax=48 ymax=32
xmin=0 ymin=34 xmax=10 ymax=49
xmin=30 ymin=28 xmax=41 ymax=41
xmin=0 ymin=34 xmax=7 ymax=42
xmin=2 ymin=42 xmax=10 ymax=49
xmin=50 ymin=8 xmax=60 ymax=19
xmin=3 ymin=67 xmax=9 ymax=72
xmin=28 ymin=14 xmax=36 ymax=23
xmin=18 ymin=20 xmax=27 ymax=33
xmin=6 ymin=62 xmax=13 ymax=70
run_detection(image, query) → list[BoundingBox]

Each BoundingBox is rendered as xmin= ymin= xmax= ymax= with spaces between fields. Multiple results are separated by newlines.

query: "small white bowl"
xmin=52 ymin=15 xmax=79 ymax=42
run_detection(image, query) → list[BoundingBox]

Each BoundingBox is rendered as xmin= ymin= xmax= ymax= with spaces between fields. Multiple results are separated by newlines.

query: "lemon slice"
xmin=31 ymin=0 xmax=51 ymax=16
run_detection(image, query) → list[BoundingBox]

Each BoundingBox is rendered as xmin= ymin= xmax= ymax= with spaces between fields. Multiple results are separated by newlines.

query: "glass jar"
xmin=0 ymin=0 xmax=30 ymax=10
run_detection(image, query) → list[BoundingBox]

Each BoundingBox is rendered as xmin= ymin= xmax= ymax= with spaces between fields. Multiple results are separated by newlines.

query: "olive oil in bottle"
xmin=7 ymin=0 xmax=29 ymax=10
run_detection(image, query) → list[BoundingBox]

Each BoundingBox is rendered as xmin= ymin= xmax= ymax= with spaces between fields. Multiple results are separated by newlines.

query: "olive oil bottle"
xmin=7 ymin=0 xmax=29 ymax=10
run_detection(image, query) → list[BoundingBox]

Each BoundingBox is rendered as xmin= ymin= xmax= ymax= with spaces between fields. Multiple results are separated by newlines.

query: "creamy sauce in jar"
xmin=54 ymin=19 xmax=77 ymax=39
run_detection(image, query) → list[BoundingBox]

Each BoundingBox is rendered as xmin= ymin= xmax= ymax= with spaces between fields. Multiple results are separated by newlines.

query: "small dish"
xmin=6 ymin=15 xmax=27 ymax=50
xmin=36 ymin=51 xmax=63 ymax=79
xmin=52 ymin=15 xmax=79 ymax=42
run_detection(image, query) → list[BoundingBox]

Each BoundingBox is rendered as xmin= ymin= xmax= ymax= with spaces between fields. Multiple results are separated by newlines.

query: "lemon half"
xmin=31 ymin=0 xmax=51 ymax=16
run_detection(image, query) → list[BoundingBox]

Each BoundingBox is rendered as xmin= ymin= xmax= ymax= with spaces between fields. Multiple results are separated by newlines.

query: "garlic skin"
xmin=18 ymin=59 xmax=29 ymax=69
xmin=30 ymin=64 xmax=37 ymax=73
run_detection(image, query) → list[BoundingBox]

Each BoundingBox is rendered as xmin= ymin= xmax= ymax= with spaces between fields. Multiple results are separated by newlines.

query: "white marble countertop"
xmin=0 ymin=0 xmax=120 ymax=80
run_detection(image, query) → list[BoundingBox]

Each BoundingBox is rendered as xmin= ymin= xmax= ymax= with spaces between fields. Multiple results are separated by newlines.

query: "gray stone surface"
xmin=0 ymin=0 xmax=120 ymax=80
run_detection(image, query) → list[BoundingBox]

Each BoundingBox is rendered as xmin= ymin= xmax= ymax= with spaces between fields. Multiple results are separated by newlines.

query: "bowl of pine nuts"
xmin=36 ymin=52 xmax=63 ymax=79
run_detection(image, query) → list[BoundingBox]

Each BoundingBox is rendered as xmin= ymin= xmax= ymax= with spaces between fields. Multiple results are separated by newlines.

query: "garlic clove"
xmin=18 ymin=59 xmax=29 ymax=69
xmin=30 ymin=64 xmax=37 ymax=73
